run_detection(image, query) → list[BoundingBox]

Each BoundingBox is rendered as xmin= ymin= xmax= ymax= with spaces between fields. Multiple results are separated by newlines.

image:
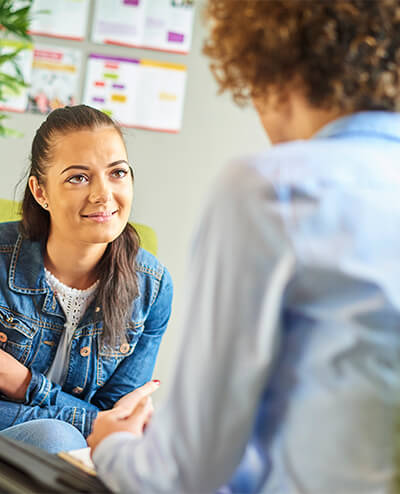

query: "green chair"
xmin=0 ymin=198 xmax=157 ymax=256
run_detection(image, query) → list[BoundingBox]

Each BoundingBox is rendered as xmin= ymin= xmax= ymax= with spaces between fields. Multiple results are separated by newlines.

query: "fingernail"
xmin=152 ymin=379 xmax=161 ymax=385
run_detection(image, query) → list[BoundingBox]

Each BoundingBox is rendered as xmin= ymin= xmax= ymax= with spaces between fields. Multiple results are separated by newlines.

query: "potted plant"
xmin=0 ymin=0 xmax=33 ymax=136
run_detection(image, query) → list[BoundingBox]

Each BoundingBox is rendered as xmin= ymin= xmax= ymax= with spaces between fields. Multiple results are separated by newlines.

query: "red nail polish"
xmin=152 ymin=379 xmax=161 ymax=384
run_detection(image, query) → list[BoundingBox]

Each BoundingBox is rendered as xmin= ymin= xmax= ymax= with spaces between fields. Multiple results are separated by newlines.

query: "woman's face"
xmin=30 ymin=127 xmax=133 ymax=246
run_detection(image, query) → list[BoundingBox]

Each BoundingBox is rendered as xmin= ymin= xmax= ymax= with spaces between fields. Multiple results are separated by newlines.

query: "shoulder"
xmin=132 ymin=248 xmax=173 ymax=321
xmin=219 ymin=135 xmax=372 ymax=194
xmin=209 ymin=137 xmax=354 ymax=219
xmin=0 ymin=221 xmax=21 ymax=251
xmin=195 ymin=142 xmax=327 ymax=256
xmin=214 ymin=139 xmax=327 ymax=195
xmin=135 ymin=248 xmax=166 ymax=282
xmin=135 ymin=247 xmax=173 ymax=299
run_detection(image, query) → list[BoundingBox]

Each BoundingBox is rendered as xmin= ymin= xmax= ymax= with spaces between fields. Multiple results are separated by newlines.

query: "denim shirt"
xmin=93 ymin=111 xmax=400 ymax=494
xmin=0 ymin=221 xmax=173 ymax=437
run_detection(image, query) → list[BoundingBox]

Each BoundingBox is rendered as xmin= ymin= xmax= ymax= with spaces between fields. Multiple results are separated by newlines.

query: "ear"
xmin=28 ymin=176 xmax=49 ymax=210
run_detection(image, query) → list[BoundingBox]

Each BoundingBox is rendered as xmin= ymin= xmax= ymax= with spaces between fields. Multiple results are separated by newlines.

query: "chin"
xmin=84 ymin=224 xmax=126 ymax=244
xmin=87 ymin=234 xmax=116 ymax=244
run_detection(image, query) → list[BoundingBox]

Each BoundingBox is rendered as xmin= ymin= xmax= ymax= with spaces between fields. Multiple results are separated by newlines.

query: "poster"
xmin=83 ymin=53 xmax=187 ymax=132
xmin=29 ymin=0 xmax=90 ymax=40
xmin=27 ymin=45 xmax=82 ymax=114
xmin=0 ymin=39 xmax=33 ymax=113
xmin=92 ymin=0 xmax=195 ymax=54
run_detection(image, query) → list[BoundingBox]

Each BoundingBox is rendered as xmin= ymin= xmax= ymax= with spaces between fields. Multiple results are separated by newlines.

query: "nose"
xmin=88 ymin=177 xmax=112 ymax=204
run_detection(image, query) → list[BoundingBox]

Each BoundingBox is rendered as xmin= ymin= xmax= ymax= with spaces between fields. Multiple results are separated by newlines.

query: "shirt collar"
xmin=313 ymin=111 xmax=400 ymax=141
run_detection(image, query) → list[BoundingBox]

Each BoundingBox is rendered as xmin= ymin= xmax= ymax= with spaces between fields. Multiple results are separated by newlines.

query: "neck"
xmin=45 ymin=232 xmax=107 ymax=290
xmin=288 ymin=103 xmax=344 ymax=141
xmin=255 ymin=90 xmax=346 ymax=144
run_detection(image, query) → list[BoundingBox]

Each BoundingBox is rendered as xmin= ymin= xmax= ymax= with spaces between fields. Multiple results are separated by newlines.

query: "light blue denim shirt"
xmin=94 ymin=111 xmax=400 ymax=494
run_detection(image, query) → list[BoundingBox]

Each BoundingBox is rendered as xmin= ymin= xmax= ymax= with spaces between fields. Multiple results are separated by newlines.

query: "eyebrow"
xmin=60 ymin=160 xmax=129 ymax=175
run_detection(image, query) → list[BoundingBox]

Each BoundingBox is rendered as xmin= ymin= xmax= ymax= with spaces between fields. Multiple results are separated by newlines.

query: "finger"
xmin=124 ymin=396 xmax=152 ymax=425
xmin=109 ymin=407 xmax=132 ymax=420
xmin=148 ymin=396 xmax=154 ymax=414
xmin=143 ymin=406 xmax=154 ymax=432
xmin=99 ymin=408 xmax=125 ymax=419
xmin=122 ymin=381 xmax=160 ymax=409
xmin=142 ymin=403 xmax=154 ymax=433
xmin=136 ymin=381 xmax=160 ymax=399
xmin=142 ymin=397 xmax=154 ymax=421
xmin=95 ymin=408 xmax=130 ymax=425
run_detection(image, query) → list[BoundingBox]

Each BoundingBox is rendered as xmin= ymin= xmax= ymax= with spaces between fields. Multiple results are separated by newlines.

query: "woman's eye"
xmin=112 ymin=169 xmax=128 ymax=179
xmin=67 ymin=175 xmax=88 ymax=184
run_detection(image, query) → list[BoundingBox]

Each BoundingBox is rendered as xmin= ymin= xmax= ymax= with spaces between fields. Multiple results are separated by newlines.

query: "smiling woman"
xmin=0 ymin=105 xmax=173 ymax=453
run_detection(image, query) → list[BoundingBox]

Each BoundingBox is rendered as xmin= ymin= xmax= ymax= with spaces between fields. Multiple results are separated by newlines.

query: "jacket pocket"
xmin=96 ymin=323 xmax=143 ymax=386
xmin=0 ymin=308 xmax=37 ymax=364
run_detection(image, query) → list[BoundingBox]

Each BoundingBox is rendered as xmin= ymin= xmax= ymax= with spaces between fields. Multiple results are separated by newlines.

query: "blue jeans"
xmin=0 ymin=419 xmax=87 ymax=453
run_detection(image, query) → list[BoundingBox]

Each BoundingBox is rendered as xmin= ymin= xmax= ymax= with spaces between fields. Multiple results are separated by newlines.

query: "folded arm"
xmin=0 ymin=267 xmax=172 ymax=437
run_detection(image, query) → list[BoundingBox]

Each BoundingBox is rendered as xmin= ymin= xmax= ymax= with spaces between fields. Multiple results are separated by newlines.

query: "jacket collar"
xmin=8 ymin=234 xmax=47 ymax=295
xmin=8 ymin=234 xmax=65 ymax=319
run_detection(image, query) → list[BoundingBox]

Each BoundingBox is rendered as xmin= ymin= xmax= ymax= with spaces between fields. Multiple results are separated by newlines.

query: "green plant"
xmin=0 ymin=0 xmax=33 ymax=136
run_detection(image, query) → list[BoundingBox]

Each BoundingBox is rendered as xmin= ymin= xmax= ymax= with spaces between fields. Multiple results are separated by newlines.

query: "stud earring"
xmin=43 ymin=203 xmax=48 ymax=209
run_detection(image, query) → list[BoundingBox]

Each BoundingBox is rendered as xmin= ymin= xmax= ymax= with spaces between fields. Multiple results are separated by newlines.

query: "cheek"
xmin=47 ymin=190 xmax=84 ymax=221
xmin=49 ymin=208 xmax=76 ymax=229
xmin=117 ymin=184 xmax=133 ymax=208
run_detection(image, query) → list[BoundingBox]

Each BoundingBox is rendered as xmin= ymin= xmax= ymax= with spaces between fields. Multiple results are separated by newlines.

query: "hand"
xmin=88 ymin=395 xmax=155 ymax=455
xmin=0 ymin=349 xmax=31 ymax=401
xmin=113 ymin=380 xmax=160 ymax=414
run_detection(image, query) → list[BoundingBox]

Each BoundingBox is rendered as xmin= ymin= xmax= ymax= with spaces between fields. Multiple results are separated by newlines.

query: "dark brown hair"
xmin=21 ymin=105 xmax=140 ymax=347
xmin=203 ymin=0 xmax=400 ymax=112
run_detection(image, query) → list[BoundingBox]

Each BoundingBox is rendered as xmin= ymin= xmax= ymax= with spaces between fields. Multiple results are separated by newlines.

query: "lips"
xmin=81 ymin=210 xmax=118 ymax=218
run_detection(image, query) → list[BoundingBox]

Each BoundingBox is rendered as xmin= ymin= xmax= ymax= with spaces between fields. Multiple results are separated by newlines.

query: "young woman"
xmin=88 ymin=1 xmax=400 ymax=493
xmin=0 ymin=105 xmax=172 ymax=453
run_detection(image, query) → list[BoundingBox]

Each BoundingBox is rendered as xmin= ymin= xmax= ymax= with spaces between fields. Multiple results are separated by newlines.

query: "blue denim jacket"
xmin=0 ymin=221 xmax=173 ymax=437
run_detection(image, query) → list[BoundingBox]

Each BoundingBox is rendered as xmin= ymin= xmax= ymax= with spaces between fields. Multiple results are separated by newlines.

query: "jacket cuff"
xmin=68 ymin=407 xmax=98 ymax=438
xmin=82 ymin=409 xmax=98 ymax=438
xmin=24 ymin=368 xmax=51 ymax=407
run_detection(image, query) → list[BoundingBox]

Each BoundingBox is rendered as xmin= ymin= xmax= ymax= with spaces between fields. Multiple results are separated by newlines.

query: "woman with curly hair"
xmin=88 ymin=1 xmax=400 ymax=492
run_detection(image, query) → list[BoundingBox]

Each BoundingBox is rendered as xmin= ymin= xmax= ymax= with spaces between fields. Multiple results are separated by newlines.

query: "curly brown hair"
xmin=203 ymin=0 xmax=400 ymax=112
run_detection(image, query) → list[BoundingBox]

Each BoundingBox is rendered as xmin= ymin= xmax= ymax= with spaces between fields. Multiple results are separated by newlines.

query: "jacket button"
xmin=0 ymin=332 xmax=7 ymax=343
xmin=80 ymin=346 xmax=90 ymax=357
xmin=6 ymin=316 xmax=13 ymax=323
xmin=72 ymin=386 xmax=83 ymax=394
xmin=119 ymin=343 xmax=130 ymax=354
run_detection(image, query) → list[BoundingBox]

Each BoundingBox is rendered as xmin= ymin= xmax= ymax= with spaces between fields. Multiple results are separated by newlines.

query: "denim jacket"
xmin=0 ymin=221 xmax=173 ymax=437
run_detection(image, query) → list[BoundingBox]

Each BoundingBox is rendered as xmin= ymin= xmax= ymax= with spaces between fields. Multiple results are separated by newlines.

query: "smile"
xmin=81 ymin=210 xmax=118 ymax=223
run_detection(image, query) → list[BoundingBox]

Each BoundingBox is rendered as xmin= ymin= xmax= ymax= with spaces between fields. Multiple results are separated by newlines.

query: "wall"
xmin=0 ymin=0 xmax=268 ymax=403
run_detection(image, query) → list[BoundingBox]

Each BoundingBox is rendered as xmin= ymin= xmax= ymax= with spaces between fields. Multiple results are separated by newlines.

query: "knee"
xmin=31 ymin=419 xmax=87 ymax=453
xmin=1 ymin=419 xmax=87 ymax=454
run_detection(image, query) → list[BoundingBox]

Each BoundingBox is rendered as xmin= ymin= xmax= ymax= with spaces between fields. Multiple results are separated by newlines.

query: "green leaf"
xmin=0 ymin=0 xmax=33 ymax=135
xmin=0 ymin=125 xmax=23 ymax=138
xmin=0 ymin=1 xmax=34 ymax=40
xmin=0 ymin=71 xmax=25 ymax=88
xmin=0 ymin=48 xmax=24 ymax=66
xmin=0 ymin=110 xmax=23 ymax=138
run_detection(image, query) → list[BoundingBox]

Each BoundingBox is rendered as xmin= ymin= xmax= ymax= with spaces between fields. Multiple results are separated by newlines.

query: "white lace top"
xmin=45 ymin=268 xmax=99 ymax=385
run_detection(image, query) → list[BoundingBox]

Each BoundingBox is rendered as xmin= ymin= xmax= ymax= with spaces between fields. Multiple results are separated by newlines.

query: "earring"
xmin=43 ymin=203 xmax=48 ymax=209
